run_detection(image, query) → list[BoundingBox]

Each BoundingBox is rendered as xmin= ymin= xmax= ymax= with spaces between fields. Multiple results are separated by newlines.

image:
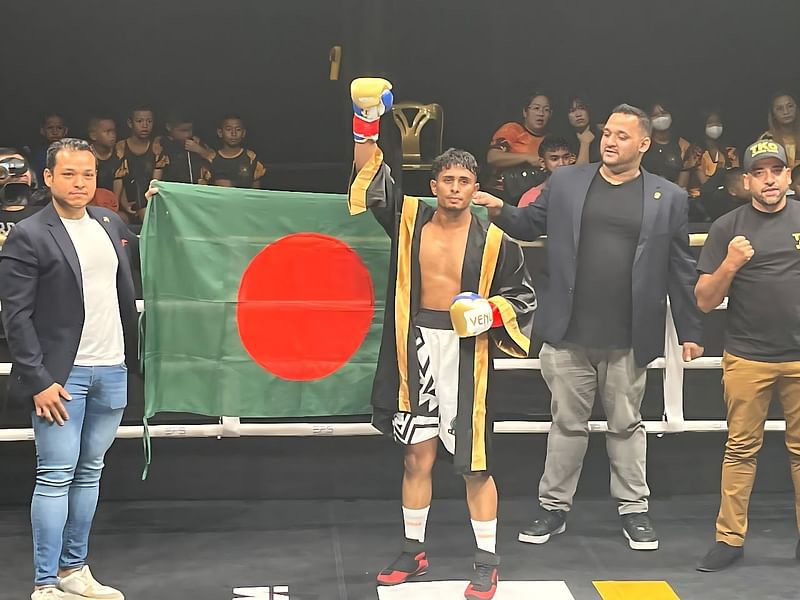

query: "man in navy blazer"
xmin=0 ymin=138 xmax=137 ymax=600
xmin=474 ymin=104 xmax=704 ymax=551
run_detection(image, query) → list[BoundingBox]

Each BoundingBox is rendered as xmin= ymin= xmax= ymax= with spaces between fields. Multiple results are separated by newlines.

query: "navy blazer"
xmin=0 ymin=203 xmax=139 ymax=404
xmin=494 ymin=163 xmax=703 ymax=367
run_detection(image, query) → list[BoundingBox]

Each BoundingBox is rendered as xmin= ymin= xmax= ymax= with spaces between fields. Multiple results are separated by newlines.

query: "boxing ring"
xmin=0 ymin=234 xmax=784 ymax=443
xmin=3 ymin=235 xmax=797 ymax=600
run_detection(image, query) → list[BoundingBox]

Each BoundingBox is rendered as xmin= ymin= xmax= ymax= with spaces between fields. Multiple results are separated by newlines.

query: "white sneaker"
xmin=58 ymin=566 xmax=124 ymax=600
xmin=31 ymin=586 xmax=82 ymax=600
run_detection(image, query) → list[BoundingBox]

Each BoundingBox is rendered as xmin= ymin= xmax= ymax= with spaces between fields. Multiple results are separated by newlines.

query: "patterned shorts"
xmin=392 ymin=310 xmax=460 ymax=455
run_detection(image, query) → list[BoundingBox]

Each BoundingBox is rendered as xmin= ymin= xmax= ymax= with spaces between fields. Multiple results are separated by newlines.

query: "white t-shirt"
xmin=60 ymin=212 xmax=125 ymax=365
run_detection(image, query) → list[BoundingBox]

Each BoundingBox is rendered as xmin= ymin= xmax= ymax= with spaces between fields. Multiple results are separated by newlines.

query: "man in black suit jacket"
xmin=474 ymin=104 xmax=704 ymax=552
xmin=0 ymin=139 xmax=137 ymax=600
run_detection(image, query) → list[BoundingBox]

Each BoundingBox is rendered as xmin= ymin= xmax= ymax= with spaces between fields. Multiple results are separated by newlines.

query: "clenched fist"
xmin=725 ymin=235 xmax=754 ymax=270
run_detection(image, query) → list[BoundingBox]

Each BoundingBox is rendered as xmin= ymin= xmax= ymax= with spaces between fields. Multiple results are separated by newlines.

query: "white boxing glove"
xmin=450 ymin=292 xmax=497 ymax=338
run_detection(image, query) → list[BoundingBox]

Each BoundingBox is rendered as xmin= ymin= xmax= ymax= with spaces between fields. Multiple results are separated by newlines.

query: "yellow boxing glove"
xmin=351 ymin=77 xmax=393 ymax=142
xmin=450 ymin=292 xmax=500 ymax=338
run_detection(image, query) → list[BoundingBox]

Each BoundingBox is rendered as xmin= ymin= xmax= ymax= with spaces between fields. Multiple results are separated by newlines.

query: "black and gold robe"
xmin=348 ymin=148 xmax=536 ymax=474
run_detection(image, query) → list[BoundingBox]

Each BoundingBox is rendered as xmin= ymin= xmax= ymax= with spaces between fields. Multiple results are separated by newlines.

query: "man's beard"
xmin=752 ymin=190 xmax=786 ymax=208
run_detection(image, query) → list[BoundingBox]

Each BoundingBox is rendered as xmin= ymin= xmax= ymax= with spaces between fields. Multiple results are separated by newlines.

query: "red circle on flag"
xmin=236 ymin=233 xmax=375 ymax=381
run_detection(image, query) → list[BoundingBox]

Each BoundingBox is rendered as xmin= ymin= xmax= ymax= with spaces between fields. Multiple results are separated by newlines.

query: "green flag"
xmin=140 ymin=182 xmax=389 ymax=422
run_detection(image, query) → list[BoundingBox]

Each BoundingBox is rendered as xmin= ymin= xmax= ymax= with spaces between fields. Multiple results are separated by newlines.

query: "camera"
xmin=0 ymin=156 xmax=27 ymax=181
xmin=0 ymin=156 xmax=31 ymax=206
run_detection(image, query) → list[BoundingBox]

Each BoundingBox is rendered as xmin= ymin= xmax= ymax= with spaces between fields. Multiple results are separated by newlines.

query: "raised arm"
xmin=347 ymin=78 xmax=404 ymax=235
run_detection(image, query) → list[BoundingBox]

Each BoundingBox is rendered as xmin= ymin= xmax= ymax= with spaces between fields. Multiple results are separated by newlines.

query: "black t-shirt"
xmin=159 ymin=136 xmax=207 ymax=184
xmin=699 ymin=186 xmax=748 ymax=222
xmin=564 ymin=172 xmax=644 ymax=348
xmin=0 ymin=205 xmax=41 ymax=241
xmin=96 ymin=152 xmax=122 ymax=192
xmin=642 ymin=139 xmax=683 ymax=183
xmin=114 ymin=140 xmax=167 ymax=211
xmin=199 ymin=149 xmax=266 ymax=188
xmin=697 ymin=201 xmax=800 ymax=362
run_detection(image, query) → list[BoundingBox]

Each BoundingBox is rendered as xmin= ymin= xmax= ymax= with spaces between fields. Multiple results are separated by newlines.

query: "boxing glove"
xmin=351 ymin=77 xmax=393 ymax=143
xmin=450 ymin=292 xmax=501 ymax=338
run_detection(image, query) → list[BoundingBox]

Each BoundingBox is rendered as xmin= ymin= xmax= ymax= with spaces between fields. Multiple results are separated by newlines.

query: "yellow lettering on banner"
xmin=593 ymin=581 xmax=680 ymax=600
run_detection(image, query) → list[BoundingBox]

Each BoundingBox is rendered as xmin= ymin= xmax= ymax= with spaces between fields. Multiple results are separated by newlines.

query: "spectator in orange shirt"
xmin=486 ymin=91 xmax=552 ymax=202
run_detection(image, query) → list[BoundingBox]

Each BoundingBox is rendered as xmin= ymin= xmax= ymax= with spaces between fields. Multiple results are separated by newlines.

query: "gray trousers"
xmin=538 ymin=342 xmax=649 ymax=515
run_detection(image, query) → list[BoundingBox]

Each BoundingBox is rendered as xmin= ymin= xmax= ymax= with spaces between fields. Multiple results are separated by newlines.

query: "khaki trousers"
xmin=716 ymin=352 xmax=800 ymax=546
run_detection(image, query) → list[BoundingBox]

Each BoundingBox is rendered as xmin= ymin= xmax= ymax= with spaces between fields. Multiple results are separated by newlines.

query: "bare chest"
xmin=418 ymin=222 xmax=470 ymax=309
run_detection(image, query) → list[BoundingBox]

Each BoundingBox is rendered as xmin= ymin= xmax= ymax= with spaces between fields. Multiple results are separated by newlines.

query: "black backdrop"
xmin=2 ymin=0 xmax=799 ymax=192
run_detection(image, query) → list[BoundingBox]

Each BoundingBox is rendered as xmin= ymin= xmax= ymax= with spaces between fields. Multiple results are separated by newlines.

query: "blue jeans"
xmin=31 ymin=364 xmax=127 ymax=586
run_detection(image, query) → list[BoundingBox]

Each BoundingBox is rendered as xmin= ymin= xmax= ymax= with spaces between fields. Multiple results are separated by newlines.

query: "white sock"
xmin=403 ymin=506 xmax=430 ymax=543
xmin=471 ymin=518 xmax=497 ymax=554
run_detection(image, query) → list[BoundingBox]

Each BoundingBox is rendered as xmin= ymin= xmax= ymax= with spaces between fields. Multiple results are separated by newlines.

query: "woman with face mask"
xmin=761 ymin=91 xmax=800 ymax=168
xmin=642 ymin=101 xmax=700 ymax=188
xmin=694 ymin=110 xmax=739 ymax=188
xmin=566 ymin=94 xmax=602 ymax=165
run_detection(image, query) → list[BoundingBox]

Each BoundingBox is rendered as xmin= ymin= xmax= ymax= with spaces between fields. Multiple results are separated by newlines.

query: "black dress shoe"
xmin=697 ymin=541 xmax=743 ymax=572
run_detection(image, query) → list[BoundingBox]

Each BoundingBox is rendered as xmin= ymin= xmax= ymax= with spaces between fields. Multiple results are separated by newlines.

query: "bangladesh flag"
xmin=139 ymin=182 xmax=390 ymax=424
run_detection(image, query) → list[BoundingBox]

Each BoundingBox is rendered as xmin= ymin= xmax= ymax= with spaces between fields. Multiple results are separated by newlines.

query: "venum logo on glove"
xmin=465 ymin=308 xmax=492 ymax=336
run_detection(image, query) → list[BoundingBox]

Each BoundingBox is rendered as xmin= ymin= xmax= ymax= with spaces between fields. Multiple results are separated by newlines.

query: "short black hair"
xmin=218 ymin=114 xmax=244 ymax=128
xmin=538 ymin=135 xmax=573 ymax=158
xmin=129 ymin=104 xmax=154 ymax=119
xmin=41 ymin=111 xmax=66 ymax=125
xmin=611 ymin=103 xmax=652 ymax=136
xmin=566 ymin=93 xmax=590 ymax=112
xmin=524 ymin=91 xmax=551 ymax=110
xmin=46 ymin=138 xmax=94 ymax=171
xmin=166 ymin=110 xmax=193 ymax=127
xmin=431 ymin=148 xmax=478 ymax=180
xmin=88 ymin=115 xmax=115 ymax=132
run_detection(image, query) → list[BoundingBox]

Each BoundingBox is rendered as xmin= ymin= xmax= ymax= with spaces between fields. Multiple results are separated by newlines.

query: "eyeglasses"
xmin=749 ymin=165 xmax=787 ymax=179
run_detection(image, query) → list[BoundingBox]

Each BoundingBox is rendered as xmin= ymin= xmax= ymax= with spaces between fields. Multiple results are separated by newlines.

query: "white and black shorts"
xmin=392 ymin=309 xmax=459 ymax=455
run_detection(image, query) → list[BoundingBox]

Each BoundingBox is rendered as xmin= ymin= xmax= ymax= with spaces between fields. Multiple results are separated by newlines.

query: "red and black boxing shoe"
xmin=376 ymin=540 xmax=429 ymax=586
xmin=464 ymin=550 xmax=500 ymax=600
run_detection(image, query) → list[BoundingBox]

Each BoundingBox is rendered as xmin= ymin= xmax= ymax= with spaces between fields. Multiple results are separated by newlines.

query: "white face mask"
xmin=705 ymin=125 xmax=723 ymax=140
xmin=651 ymin=115 xmax=672 ymax=131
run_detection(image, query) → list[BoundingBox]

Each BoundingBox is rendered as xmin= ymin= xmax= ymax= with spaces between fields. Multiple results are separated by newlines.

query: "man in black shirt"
xmin=695 ymin=141 xmax=800 ymax=572
xmin=474 ymin=104 xmax=704 ymax=551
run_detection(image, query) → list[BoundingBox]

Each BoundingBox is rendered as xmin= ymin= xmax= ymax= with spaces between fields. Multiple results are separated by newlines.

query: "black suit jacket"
xmin=0 ymin=203 xmax=139 ymax=404
xmin=494 ymin=163 xmax=703 ymax=366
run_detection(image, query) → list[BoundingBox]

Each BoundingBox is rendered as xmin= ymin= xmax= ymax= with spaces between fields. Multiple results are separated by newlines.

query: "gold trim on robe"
xmin=488 ymin=295 xmax=530 ymax=358
xmin=470 ymin=224 xmax=504 ymax=471
xmin=395 ymin=195 xmax=419 ymax=412
xmin=347 ymin=147 xmax=384 ymax=215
